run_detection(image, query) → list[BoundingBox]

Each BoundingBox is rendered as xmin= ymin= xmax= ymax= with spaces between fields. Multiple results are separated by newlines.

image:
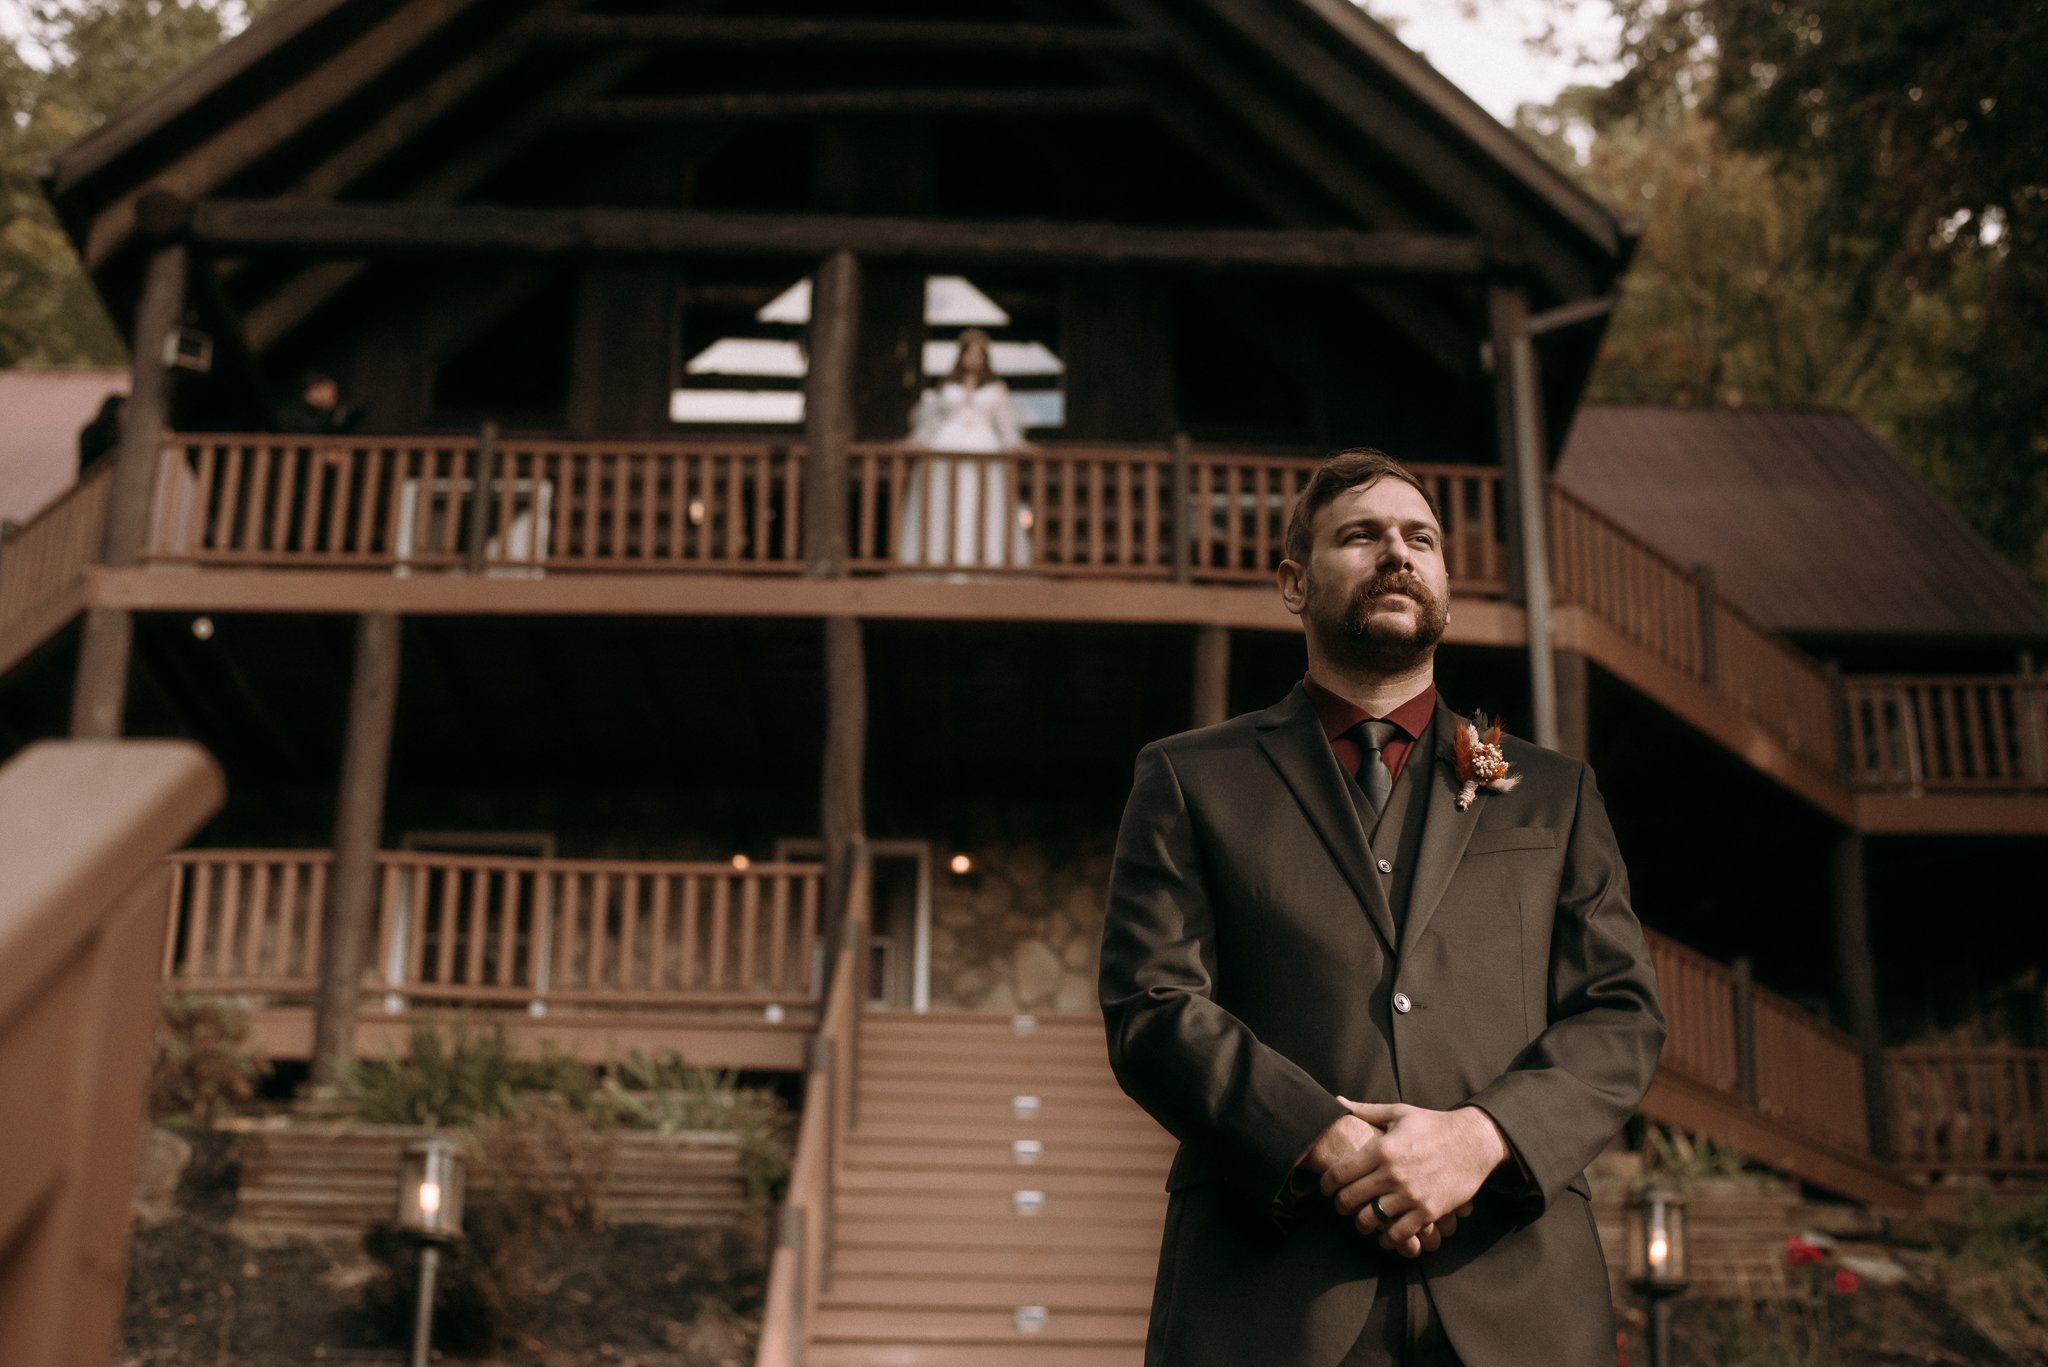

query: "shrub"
xmin=150 ymin=993 xmax=269 ymax=1128
xmin=1936 ymin=1190 xmax=2048 ymax=1360
xmin=586 ymin=1051 xmax=793 ymax=1207
xmin=342 ymin=1024 xmax=526 ymax=1127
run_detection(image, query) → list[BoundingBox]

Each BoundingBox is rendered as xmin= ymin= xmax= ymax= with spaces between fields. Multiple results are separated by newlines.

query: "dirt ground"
xmin=120 ymin=1134 xmax=766 ymax=1367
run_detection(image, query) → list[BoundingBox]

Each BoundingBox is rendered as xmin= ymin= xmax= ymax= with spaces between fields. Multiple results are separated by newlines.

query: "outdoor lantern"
xmin=949 ymin=851 xmax=974 ymax=875
xmin=397 ymin=1136 xmax=468 ymax=1367
xmin=1625 ymin=1182 xmax=1689 ymax=1367
xmin=396 ymin=1135 xmax=467 ymax=1241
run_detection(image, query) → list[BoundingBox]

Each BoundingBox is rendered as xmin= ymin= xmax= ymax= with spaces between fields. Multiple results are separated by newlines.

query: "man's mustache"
xmin=1358 ymin=570 xmax=1436 ymax=608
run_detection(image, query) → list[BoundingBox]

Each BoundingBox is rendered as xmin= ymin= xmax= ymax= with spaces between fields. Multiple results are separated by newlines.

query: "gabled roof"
xmin=1556 ymin=404 xmax=2048 ymax=642
xmin=40 ymin=0 xmax=1630 ymax=341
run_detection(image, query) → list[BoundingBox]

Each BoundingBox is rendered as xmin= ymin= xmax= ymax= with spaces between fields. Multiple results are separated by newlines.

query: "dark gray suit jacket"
xmin=1100 ymin=684 xmax=1665 ymax=1367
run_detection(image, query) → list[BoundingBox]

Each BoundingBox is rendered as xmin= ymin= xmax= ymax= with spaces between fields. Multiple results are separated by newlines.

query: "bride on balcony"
xmin=896 ymin=328 xmax=1033 ymax=568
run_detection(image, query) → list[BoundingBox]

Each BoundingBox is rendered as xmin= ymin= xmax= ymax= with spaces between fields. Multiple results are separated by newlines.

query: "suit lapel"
xmin=1399 ymin=698 xmax=1484 ymax=958
xmin=1255 ymin=685 xmax=1399 ymax=953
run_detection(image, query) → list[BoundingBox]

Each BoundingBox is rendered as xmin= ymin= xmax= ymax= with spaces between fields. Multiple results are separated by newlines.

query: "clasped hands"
xmin=1296 ymin=1097 xmax=1509 ymax=1258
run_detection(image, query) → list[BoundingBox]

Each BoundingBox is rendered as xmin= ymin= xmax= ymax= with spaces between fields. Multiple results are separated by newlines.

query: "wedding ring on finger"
xmin=1368 ymin=1194 xmax=1391 ymax=1225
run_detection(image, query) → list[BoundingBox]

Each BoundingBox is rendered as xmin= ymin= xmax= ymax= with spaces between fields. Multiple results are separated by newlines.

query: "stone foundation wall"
xmin=927 ymin=834 xmax=1114 ymax=1014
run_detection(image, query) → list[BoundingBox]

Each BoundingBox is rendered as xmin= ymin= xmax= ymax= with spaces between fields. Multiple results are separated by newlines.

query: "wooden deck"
xmin=7 ymin=435 xmax=2042 ymax=836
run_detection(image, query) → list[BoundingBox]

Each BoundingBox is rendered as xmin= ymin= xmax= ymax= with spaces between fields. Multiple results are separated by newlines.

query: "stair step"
xmin=808 ymin=1344 xmax=1142 ymax=1367
xmin=832 ymin=1247 xmax=1159 ymax=1280
xmin=838 ymin=1168 xmax=1168 ymax=1198
xmin=813 ymin=1308 xmax=1148 ymax=1345
xmin=835 ymin=1191 xmax=1166 ymax=1223
xmin=822 ymin=1278 xmax=1152 ymax=1312
xmin=835 ymin=1219 xmax=1161 ymax=1252
xmin=851 ymin=1120 xmax=1169 ymax=1145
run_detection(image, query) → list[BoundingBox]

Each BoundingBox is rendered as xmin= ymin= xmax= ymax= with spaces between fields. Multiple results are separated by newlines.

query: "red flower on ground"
xmin=1784 ymin=1236 xmax=1826 ymax=1266
xmin=1833 ymin=1267 xmax=1861 ymax=1294
xmin=1616 ymin=1329 xmax=1630 ymax=1367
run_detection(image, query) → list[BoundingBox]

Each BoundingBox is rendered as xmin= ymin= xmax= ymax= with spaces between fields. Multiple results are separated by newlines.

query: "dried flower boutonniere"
xmin=1452 ymin=711 xmax=1522 ymax=811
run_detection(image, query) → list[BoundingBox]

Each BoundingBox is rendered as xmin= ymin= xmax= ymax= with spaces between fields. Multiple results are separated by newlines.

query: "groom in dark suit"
xmin=1100 ymin=450 xmax=1665 ymax=1366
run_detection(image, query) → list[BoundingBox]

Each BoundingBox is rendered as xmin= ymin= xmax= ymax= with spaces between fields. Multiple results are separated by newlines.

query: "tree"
xmin=1515 ymin=90 xmax=1981 ymax=435
xmin=0 ymin=1 xmax=267 ymax=366
xmin=1585 ymin=0 xmax=2048 ymax=585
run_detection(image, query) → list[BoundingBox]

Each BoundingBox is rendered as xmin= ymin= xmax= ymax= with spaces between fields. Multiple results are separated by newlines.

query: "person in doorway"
xmin=1100 ymin=448 xmax=1665 ymax=1366
xmin=896 ymin=327 xmax=1033 ymax=569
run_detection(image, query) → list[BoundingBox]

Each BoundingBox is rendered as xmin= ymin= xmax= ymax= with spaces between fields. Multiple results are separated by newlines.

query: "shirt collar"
xmin=1302 ymin=674 xmax=1438 ymax=743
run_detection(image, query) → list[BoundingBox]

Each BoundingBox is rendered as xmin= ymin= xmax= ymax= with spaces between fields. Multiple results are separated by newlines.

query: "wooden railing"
xmin=757 ymin=846 xmax=871 ymax=1367
xmin=1644 ymin=928 xmax=1870 ymax=1155
xmin=0 ymin=740 xmax=224 ymax=1367
xmin=1751 ymin=987 xmax=1869 ymax=1154
xmin=1886 ymin=1047 xmax=2048 ymax=1174
xmin=148 ymin=434 xmax=805 ymax=572
xmin=0 ymin=460 xmax=112 ymax=663
xmin=1843 ymin=676 xmax=2048 ymax=791
xmin=160 ymin=849 xmax=825 ymax=1009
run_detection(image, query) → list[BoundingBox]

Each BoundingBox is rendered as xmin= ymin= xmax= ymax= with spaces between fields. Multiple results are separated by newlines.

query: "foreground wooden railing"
xmin=1843 ymin=676 xmax=2048 ymax=791
xmin=0 ymin=461 xmax=112 ymax=671
xmin=0 ymin=740 xmax=223 ymax=1367
xmin=1887 ymin=1046 xmax=2048 ymax=1174
xmin=757 ymin=846 xmax=871 ymax=1367
xmin=1644 ymin=928 xmax=1870 ymax=1155
xmin=160 ymin=849 xmax=825 ymax=1009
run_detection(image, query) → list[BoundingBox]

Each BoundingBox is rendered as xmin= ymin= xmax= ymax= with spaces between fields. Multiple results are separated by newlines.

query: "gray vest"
xmin=1341 ymin=713 xmax=1435 ymax=937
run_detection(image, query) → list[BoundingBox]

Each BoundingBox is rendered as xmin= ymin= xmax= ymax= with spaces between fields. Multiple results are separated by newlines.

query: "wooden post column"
xmin=1553 ymin=649 xmax=1590 ymax=761
xmin=1831 ymin=832 xmax=1894 ymax=1159
xmin=71 ymin=241 xmax=187 ymax=739
xmin=1193 ymin=625 xmax=1230 ymax=729
xmin=804 ymin=251 xmax=868 ymax=926
xmin=309 ymin=612 xmax=402 ymax=1090
xmin=1488 ymin=279 xmax=1560 ymax=751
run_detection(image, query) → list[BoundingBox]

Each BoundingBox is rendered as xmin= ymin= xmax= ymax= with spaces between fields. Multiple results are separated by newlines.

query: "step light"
xmin=1015 ymin=1306 xmax=1050 ymax=1334
xmin=1012 ymin=1014 xmax=1037 ymax=1035
xmin=1013 ymin=1189 xmax=1046 ymax=1215
xmin=1012 ymin=1139 xmax=1044 ymax=1164
xmin=1012 ymin=1094 xmax=1042 ymax=1119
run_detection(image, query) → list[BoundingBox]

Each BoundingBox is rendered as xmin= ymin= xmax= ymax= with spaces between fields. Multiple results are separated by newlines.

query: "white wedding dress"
xmin=896 ymin=379 xmax=1033 ymax=568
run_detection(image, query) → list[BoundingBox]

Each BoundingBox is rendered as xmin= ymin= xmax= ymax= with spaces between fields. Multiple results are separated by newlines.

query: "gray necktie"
xmin=1347 ymin=719 xmax=1400 ymax=816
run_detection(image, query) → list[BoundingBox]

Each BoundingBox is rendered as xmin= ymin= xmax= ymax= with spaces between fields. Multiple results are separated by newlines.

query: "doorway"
xmin=775 ymin=837 xmax=933 ymax=1011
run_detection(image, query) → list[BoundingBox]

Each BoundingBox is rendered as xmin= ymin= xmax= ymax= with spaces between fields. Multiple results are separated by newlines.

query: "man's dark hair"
xmin=1283 ymin=447 xmax=1442 ymax=565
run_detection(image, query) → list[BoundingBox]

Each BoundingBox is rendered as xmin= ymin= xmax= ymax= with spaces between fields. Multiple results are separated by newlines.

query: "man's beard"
xmin=1310 ymin=567 xmax=1449 ymax=674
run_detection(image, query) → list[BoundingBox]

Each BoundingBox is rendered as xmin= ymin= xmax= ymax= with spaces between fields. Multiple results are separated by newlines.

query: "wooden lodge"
xmin=4 ymin=0 xmax=2048 ymax=1361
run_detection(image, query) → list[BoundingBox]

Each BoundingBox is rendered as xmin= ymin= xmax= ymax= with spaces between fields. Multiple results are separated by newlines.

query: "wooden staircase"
xmin=810 ymin=1009 xmax=1173 ymax=1367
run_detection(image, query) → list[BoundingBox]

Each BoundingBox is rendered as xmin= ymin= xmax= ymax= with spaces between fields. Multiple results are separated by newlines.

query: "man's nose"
xmin=1376 ymin=533 xmax=1416 ymax=571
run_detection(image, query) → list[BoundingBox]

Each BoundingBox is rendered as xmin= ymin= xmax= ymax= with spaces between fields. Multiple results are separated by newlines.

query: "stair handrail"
xmin=0 ymin=740 xmax=223 ymax=1367
xmin=0 ymin=460 xmax=115 ymax=670
xmin=756 ymin=839 xmax=871 ymax=1367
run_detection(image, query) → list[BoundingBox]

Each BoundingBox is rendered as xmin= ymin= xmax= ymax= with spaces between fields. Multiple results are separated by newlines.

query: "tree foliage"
xmin=1579 ymin=0 xmax=2048 ymax=584
xmin=0 ymin=1 xmax=266 ymax=366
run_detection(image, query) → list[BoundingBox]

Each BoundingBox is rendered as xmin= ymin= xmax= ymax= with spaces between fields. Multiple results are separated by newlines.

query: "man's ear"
xmin=1276 ymin=558 xmax=1307 ymax=614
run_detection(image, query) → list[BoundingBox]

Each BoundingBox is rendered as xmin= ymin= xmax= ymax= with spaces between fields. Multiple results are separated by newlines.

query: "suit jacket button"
xmin=1392 ymin=991 xmax=1412 ymax=1014
xmin=1376 ymin=858 xmax=1393 ymax=874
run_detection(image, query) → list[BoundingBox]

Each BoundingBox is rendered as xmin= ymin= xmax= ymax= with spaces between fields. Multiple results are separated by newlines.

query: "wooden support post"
xmin=309 ymin=612 xmax=402 ymax=1089
xmin=71 ymin=241 xmax=186 ymax=740
xmin=465 ymin=420 xmax=498 ymax=574
xmin=1825 ymin=659 xmax=1856 ymax=781
xmin=1489 ymin=279 xmax=1559 ymax=751
xmin=803 ymin=251 xmax=861 ymax=578
xmin=820 ymin=615 xmax=867 ymax=943
xmin=1731 ymin=956 xmax=1759 ymax=1107
xmin=1170 ymin=433 xmax=1194 ymax=584
xmin=1831 ymin=832 xmax=1893 ymax=1160
xmin=1553 ymin=648 xmax=1589 ymax=761
xmin=1694 ymin=562 xmax=1720 ymax=689
xmin=1193 ymin=625 xmax=1230 ymax=728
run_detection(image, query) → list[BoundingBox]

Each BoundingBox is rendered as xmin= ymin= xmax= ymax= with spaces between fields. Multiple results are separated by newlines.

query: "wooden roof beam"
xmin=532 ymin=17 xmax=1161 ymax=52
xmin=188 ymin=200 xmax=1493 ymax=275
xmin=241 ymin=50 xmax=644 ymax=351
xmin=81 ymin=0 xmax=504 ymax=271
xmin=1191 ymin=0 xmax=1604 ymax=302
xmin=558 ymin=89 xmax=1149 ymax=123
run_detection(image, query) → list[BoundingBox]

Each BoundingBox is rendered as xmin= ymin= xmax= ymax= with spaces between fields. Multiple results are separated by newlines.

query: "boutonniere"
xmin=1452 ymin=711 xmax=1522 ymax=811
